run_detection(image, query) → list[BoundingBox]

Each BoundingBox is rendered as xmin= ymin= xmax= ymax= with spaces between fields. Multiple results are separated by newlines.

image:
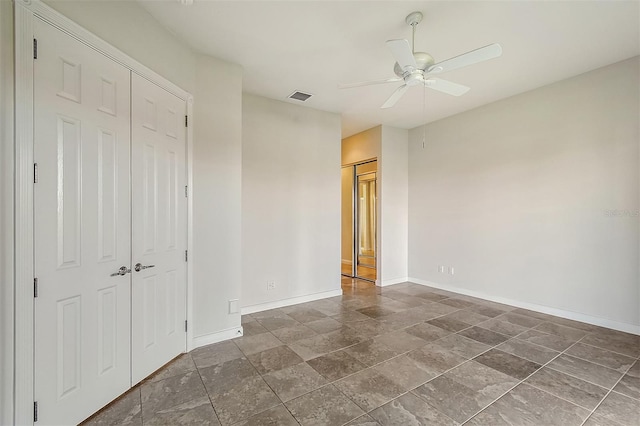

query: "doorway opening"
xmin=341 ymin=160 xmax=377 ymax=283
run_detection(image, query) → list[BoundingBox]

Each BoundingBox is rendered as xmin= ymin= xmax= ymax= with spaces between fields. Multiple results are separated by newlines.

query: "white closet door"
xmin=34 ymin=19 xmax=131 ymax=425
xmin=131 ymin=73 xmax=187 ymax=384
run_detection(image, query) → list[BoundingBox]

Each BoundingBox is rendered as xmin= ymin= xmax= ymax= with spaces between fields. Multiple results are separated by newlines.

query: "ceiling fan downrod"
xmin=405 ymin=11 xmax=423 ymax=54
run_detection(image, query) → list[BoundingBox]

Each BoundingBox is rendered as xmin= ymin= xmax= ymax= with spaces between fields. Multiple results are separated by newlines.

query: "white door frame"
xmin=13 ymin=1 xmax=195 ymax=423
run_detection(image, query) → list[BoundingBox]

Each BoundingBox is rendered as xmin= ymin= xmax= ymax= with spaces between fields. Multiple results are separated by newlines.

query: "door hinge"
xmin=185 ymin=320 xmax=188 ymax=332
xmin=185 ymin=115 xmax=188 ymax=127
xmin=33 ymin=38 xmax=37 ymax=59
xmin=34 ymin=278 xmax=38 ymax=298
xmin=184 ymin=185 xmax=188 ymax=198
xmin=34 ymin=163 xmax=38 ymax=183
xmin=34 ymin=401 xmax=38 ymax=422
xmin=185 ymin=250 xmax=188 ymax=262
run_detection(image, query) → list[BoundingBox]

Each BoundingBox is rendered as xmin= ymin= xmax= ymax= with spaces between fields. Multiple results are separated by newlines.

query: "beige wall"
xmin=242 ymin=94 xmax=341 ymax=308
xmin=0 ymin=1 xmax=14 ymax=422
xmin=408 ymin=57 xmax=640 ymax=330
xmin=342 ymin=126 xmax=381 ymax=166
xmin=341 ymin=167 xmax=353 ymax=265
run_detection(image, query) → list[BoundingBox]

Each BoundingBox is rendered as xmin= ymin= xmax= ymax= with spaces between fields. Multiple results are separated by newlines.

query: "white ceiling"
xmin=138 ymin=0 xmax=640 ymax=137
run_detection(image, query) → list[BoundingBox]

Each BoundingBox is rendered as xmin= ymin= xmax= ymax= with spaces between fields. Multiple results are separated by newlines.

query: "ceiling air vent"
xmin=288 ymin=91 xmax=313 ymax=102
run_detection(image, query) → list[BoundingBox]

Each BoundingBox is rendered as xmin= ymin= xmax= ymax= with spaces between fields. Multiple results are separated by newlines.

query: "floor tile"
xmin=591 ymin=391 xmax=640 ymax=426
xmin=414 ymin=292 xmax=449 ymax=303
xmin=334 ymin=368 xmax=406 ymax=412
xmin=510 ymin=308 xmax=557 ymax=322
xmin=344 ymin=339 xmax=402 ymax=366
xmin=548 ymin=354 xmax=623 ymax=389
xmin=284 ymin=307 xmax=328 ymax=323
xmin=305 ymin=317 xmax=344 ymax=334
xmin=465 ymin=383 xmax=589 ymax=426
xmin=445 ymin=360 xmax=519 ymax=398
xmin=496 ymin=338 xmax=560 ymax=364
xmin=199 ymin=357 xmax=258 ymax=395
xmin=322 ymin=327 xmax=365 ymax=351
xmin=208 ymin=375 xmax=280 ymax=425
xmin=428 ymin=317 xmax=472 ymax=333
xmin=466 ymin=304 xmax=508 ymax=318
xmin=525 ymin=367 xmax=608 ymax=409
xmin=580 ymin=331 xmax=640 ymax=358
xmin=583 ymin=413 xmax=625 ymax=426
xmin=477 ymin=318 xmax=528 ymax=337
xmin=147 ymin=354 xmax=196 ymax=383
xmin=332 ymin=310 xmax=372 ymax=323
xmin=271 ymin=323 xmax=318 ymax=344
xmin=412 ymin=375 xmax=494 ymax=423
xmin=458 ymin=326 xmax=509 ymax=346
xmin=345 ymin=414 xmax=380 ymax=425
xmin=357 ymin=305 xmax=399 ymax=319
xmin=474 ymin=349 xmax=541 ymax=380
xmin=565 ymin=342 xmax=636 ymax=373
xmin=442 ymin=310 xmax=491 ymax=326
xmin=374 ymin=354 xmax=438 ymax=390
xmin=375 ymin=330 xmax=427 ymax=353
xmin=241 ymin=315 xmax=256 ymax=324
xmin=250 ymin=308 xmax=289 ymax=320
xmin=287 ymin=334 xmax=333 ymax=360
xmin=414 ymin=302 xmax=459 ymax=318
xmin=345 ymin=318 xmax=395 ymax=338
xmin=439 ymin=297 xmax=476 ymax=309
xmin=307 ymin=350 xmax=367 ymax=381
xmin=285 ymin=384 xmax=365 ymax=426
xmin=404 ymin=322 xmax=451 ymax=342
xmin=433 ymin=334 xmax=490 ymax=359
xmin=405 ymin=343 xmax=467 ymax=377
xmin=497 ymin=312 xmax=543 ymax=328
xmin=141 ymin=371 xmax=209 ymax=421
xmin=369 ymin=393 xmax=457 ymax=426
xmin=233 ymin=332 xmax=283 ymax=355
xmin=241 ymin=321 xmax=269 ymax=336
xmin=516 ymin=329 xmax=577 ymax=351
xmin=83 ymin=388 xmax=142 ymax=426
xmin=191 ymin=340 xmax=244 ymax=369
xmin=256 ymin=315 xmax=300 ymax=332
xmin=262 ymin=362 xmax=328 ymax=401
xmin=143 ymin=397 xmax=219 ymax=425
xmin=613 ymin=372 xmax=640 ymax=400
xmin=534 ymin=322 xmax=588 ymax=341
xmin=247 ymin=345 xmax=304 ymax=374
xmin=234 ymin=404 xmax=298 ymax=426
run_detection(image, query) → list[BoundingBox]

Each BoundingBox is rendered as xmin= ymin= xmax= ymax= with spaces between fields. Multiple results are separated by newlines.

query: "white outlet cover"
xmin=228 ymin=299 xmax=239 ymax=314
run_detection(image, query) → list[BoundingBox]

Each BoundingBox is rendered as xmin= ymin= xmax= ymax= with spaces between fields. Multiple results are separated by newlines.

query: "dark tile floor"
xmin=84 ymin=279 xmax=640 ymax=425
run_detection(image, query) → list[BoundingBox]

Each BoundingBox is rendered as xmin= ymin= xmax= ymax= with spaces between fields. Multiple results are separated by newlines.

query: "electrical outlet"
xmin=267 ymin=281 xmax=275 ymax=290
xmin=438 ymin=265 xmax=445 ymax=273
xmin=449 ymin=267 xmax=455 ymax=275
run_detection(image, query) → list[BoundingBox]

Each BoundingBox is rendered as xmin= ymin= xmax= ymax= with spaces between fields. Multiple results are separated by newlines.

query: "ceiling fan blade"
xmin=386 ymin=39 xmax=417 ymax=71
xmin=338 ymin=77 xmax=402 ymax=89
xmin=426 ymin=43 xmax=502 ymax=75
xmin=381 ymin=84 xmax=409 ymax=109
xmin=425 ymin=78 xmax=470 ymax=96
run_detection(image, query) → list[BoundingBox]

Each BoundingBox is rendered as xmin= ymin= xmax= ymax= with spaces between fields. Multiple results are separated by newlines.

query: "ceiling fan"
xmin=340 ymin=11 xmax=503 ymax=108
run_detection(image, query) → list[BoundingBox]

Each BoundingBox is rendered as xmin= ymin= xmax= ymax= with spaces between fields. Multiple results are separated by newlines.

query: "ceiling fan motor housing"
xmin=393 ymin=52 xmax=435 ymax=77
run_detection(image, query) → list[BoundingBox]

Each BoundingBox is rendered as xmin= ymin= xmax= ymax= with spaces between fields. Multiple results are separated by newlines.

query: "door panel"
xmin=34 ymin=19 xmax=131 ymax=425
xmin=131 ymin=73 xmax=187 ymax=384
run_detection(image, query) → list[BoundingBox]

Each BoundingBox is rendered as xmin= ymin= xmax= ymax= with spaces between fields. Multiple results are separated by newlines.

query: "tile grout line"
xmin=457 ymin=337 xmax=589 ymax=425
xmin=577 ymin=354 xmax=639 ymax=426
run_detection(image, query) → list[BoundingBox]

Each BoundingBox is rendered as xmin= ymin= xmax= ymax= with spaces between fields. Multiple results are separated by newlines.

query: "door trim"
xmin=14 ymin=1 xmax=194 ymax=423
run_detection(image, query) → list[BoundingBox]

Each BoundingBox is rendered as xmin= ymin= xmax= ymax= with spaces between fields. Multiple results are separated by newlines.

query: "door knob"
xmin=134 ymin=263 xmax=156 ymax=272
xmin=110 ymin=266 xmax=131 ymax=277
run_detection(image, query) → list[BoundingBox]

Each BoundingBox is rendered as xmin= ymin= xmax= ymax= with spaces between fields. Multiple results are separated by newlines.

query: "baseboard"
xmin=241 ymin=289 xmax=343 ymax=315
xmin=380 ymin=277 xmax=409 ymax=287
xmin=408 ymin=277 xmax=640 ymax=336
xmin=192 ymin=326 xmax=244 ymax=349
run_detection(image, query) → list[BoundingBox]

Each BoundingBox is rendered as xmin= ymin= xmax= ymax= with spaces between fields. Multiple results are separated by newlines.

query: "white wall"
xmin=242 ymin=94 xmax=341 ymax=309
xmin=380 ymin=126 xmax=409 ymax=285
xmin=0 ymin=1 xmax=14 ymax=423
xmin=408 ymin=57 xmax=640 ymax=331
xmin=193 ymin=55 xmax=243 ymax=338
